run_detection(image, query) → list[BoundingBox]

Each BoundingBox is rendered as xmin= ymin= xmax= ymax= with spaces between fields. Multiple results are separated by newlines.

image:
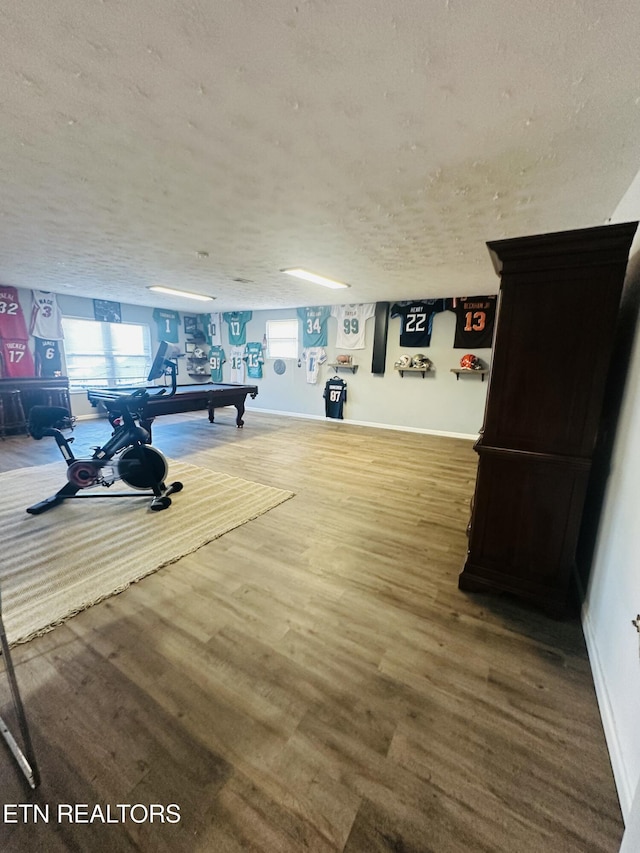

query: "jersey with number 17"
xmin=1 ymin=339 xmax=35 ymax=378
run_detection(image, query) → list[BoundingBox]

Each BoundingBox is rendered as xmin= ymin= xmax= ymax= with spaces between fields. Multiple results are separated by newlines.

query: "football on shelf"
xmin=336 ymin=354 xmax=352 ymax=365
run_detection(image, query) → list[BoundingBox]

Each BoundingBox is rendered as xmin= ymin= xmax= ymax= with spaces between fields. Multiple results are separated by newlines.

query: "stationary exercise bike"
xmin=25 ymin=343 xmax=183 ymax=515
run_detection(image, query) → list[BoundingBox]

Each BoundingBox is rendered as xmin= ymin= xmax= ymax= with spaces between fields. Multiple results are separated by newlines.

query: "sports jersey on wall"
xmin=297 ymin=306 xmax=331 ymax=347
xmin=447 ymin=295 xmax=498 ymax=349
xmin=243 ymin=342 xmax=264 ymax=379
xmin=390 ymin=299 xmax=446 ymax=347
xmin=205 ymin=311 xmax=222 ymax=345
xmin=152 ymin=308 xmax=180 ymax=343
xmin=208 ymin=345 xmax=226 ymax=382
xmin=330 ymin=303 xmax=375 ymax=349
xmin=0 ymin=339 xmax=35 ymax=378
xmin=34 ymin=338 xmax=63 ymax=377
xmin=302 ymin=347 xmax=327 ymax=384
xmin=223 ymin=311 xmax=252 ymax=345
xmin=228 ymin=345 xmax=245 ymax=383
xmin=323 ymin=376 xmax=347 ymax=419
xmin=0 ymin=286 xmax=29 ymax=340
xmin=30 ymin=291 xmax=64 ymax=340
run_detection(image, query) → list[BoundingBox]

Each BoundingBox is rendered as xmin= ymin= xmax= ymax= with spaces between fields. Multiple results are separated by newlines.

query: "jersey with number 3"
xmin=330 ymin=303 xmax=375 ymax=349
xmin=390 ymin=299 xmax=446 ymax=347
xmin=0 ymin=286 xmax=29 ymax=340
xmin=1 ymin=339 xmax=35 ymax=378
xmin=447 ymin=295 xmax=497 ymax=349
xmin=30 ymin=291 xmax=64 ymax=339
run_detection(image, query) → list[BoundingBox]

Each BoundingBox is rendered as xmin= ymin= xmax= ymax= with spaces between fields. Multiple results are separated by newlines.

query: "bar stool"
xmin=44 ymin=386 xmax=71 ymax=413
xmin=0 ymin=390 xmax=27 ymax=439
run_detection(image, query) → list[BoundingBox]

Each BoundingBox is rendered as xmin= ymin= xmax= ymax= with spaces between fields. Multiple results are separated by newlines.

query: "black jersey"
xmin=323 ymin=377 xmax=347 ymax=419
xmin=34 ymin=338 xmax=63 ymax=377
xmin=447 ymin=295 xmax=497 ymax=348
xmin=390 ymin=299 xmax=446 ymax=347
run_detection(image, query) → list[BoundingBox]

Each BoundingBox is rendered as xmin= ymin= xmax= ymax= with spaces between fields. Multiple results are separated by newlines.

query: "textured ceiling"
xmin=2 ymin=0 xmax=640 ymax=313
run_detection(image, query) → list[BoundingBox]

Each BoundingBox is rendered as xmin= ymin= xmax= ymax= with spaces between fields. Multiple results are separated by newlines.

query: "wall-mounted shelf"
xmin=328 ymin=362 xmax=358 ymax=374
xmin=395 ymin=366 xmax=432 ymax=378
xmin=450 ymin=368 xmax=489 ymax=382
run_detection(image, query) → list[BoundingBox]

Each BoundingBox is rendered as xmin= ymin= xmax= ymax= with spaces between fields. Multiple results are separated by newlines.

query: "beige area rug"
xmin=0 ymin=460 xmax=294 ymax=645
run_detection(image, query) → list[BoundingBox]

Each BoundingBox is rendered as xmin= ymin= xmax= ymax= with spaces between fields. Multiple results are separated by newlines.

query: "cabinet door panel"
xmin=482 ymin=266 xmax=622 ymax=457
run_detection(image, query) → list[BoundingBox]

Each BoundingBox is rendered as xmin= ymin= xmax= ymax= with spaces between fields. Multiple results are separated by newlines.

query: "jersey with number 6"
xmin=330 ymin=303 xmax=375 ymax=349
xmin=447 ymin=295 xmax=497 ymax=349
xmin=390 ymin=299 xmax=446 ymax=347
xmin=34 ymin=338 xmax=63 ymax=377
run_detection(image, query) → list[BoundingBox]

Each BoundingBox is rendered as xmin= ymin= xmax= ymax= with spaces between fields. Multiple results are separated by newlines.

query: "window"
xmin=62 ymin=318 xmax=152 ymax=389
xmin=265 ymin=319 xmax=298 ymax=359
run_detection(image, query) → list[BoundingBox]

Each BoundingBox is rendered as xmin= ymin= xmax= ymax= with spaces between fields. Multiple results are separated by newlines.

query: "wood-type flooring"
xmin=0 ymin=409 xmax=623 ymax=852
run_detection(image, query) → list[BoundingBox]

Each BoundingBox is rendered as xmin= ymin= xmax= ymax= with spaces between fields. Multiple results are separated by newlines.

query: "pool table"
xmin=87 ymin=382 xmax=258 ymax=439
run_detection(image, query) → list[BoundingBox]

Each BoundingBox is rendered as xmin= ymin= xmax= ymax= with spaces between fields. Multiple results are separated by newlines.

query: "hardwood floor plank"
xmin=0 ymin=412 xmax=623 ymax=851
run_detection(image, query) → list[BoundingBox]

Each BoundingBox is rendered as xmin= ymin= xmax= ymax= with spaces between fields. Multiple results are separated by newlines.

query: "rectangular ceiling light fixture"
xmin=282 ymin=269 xmax=350 ymax=289
xmin=148 ymin=286 xmax=215 ymax=302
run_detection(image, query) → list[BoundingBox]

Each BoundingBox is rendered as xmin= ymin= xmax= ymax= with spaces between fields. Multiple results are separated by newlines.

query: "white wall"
xmin=12 ymin=289 xmax=490 ymax=436
xmin=582 ymin=175 xmax=640 ymax=831
xmin=241 ymin=307 xmax=490 ymax=436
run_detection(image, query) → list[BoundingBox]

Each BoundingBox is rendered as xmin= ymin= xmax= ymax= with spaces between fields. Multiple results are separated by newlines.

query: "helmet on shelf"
xmin=460 ymin=353 xmax=482 ymax=370
xmin=336 ymin=354 xmax=352 ymax=365
xmin=412 ymin=353 xmax=431 ymax=369
xmin=394 ymin=355 xmax=411 ymax=368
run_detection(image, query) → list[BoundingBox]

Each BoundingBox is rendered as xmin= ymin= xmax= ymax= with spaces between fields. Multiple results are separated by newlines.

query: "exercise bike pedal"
xmin=150 ymin=496 xmax=172 ymax=511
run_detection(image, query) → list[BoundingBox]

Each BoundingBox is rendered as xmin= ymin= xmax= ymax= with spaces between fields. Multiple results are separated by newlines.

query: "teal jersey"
xmin=222 ymin=311 xmax=252 ymax=345
xmin=208 ymin=345 xmax=226 ymax=382
xmin=243 ymin=342 xmax=264 ymax=379
xmin=152 ymin=308 xmax=180 ymax=343
xmin=297 ymin=305 xmax=331 ymax=347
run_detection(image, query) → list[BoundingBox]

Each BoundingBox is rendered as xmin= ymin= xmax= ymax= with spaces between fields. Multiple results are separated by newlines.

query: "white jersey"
xmin=206 ymin=311 xmax=222 ymax=346
xmin=228 ymin=345 xmax=246 ymax=383
xmin=30 ymin=291 xmax=64 ymax=340
xmin=330 ymin=303 xmax=375 ymax=349
xmin=302 ymin=347 xmax=327 ymax=384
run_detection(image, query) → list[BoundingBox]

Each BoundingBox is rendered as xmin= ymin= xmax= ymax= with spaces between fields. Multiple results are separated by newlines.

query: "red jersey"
xmin=0 ymin=286 xmax=29 ymax=340
xmin=0 ymin=339 xmax=35 ymax=378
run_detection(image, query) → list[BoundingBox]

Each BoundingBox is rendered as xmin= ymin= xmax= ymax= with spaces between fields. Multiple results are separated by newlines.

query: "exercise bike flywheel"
xmin=117 ymin=445 xmax=169 ymax=490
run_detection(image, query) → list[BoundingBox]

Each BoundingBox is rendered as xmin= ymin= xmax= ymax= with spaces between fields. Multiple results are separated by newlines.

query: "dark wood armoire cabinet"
xmin=458 ymin=221 xmax=638 ymax=617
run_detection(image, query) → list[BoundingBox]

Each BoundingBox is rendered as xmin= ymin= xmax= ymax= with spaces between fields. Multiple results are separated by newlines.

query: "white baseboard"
xmin=582 ymin=601 xmax=634 ymax=820
xmin=248 ymin=406 xmax=478 ymax=441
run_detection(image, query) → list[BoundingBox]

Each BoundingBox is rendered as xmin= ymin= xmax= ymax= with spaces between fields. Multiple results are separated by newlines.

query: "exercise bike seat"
xmin=28 ymin=406 xmax=74 ymax=440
